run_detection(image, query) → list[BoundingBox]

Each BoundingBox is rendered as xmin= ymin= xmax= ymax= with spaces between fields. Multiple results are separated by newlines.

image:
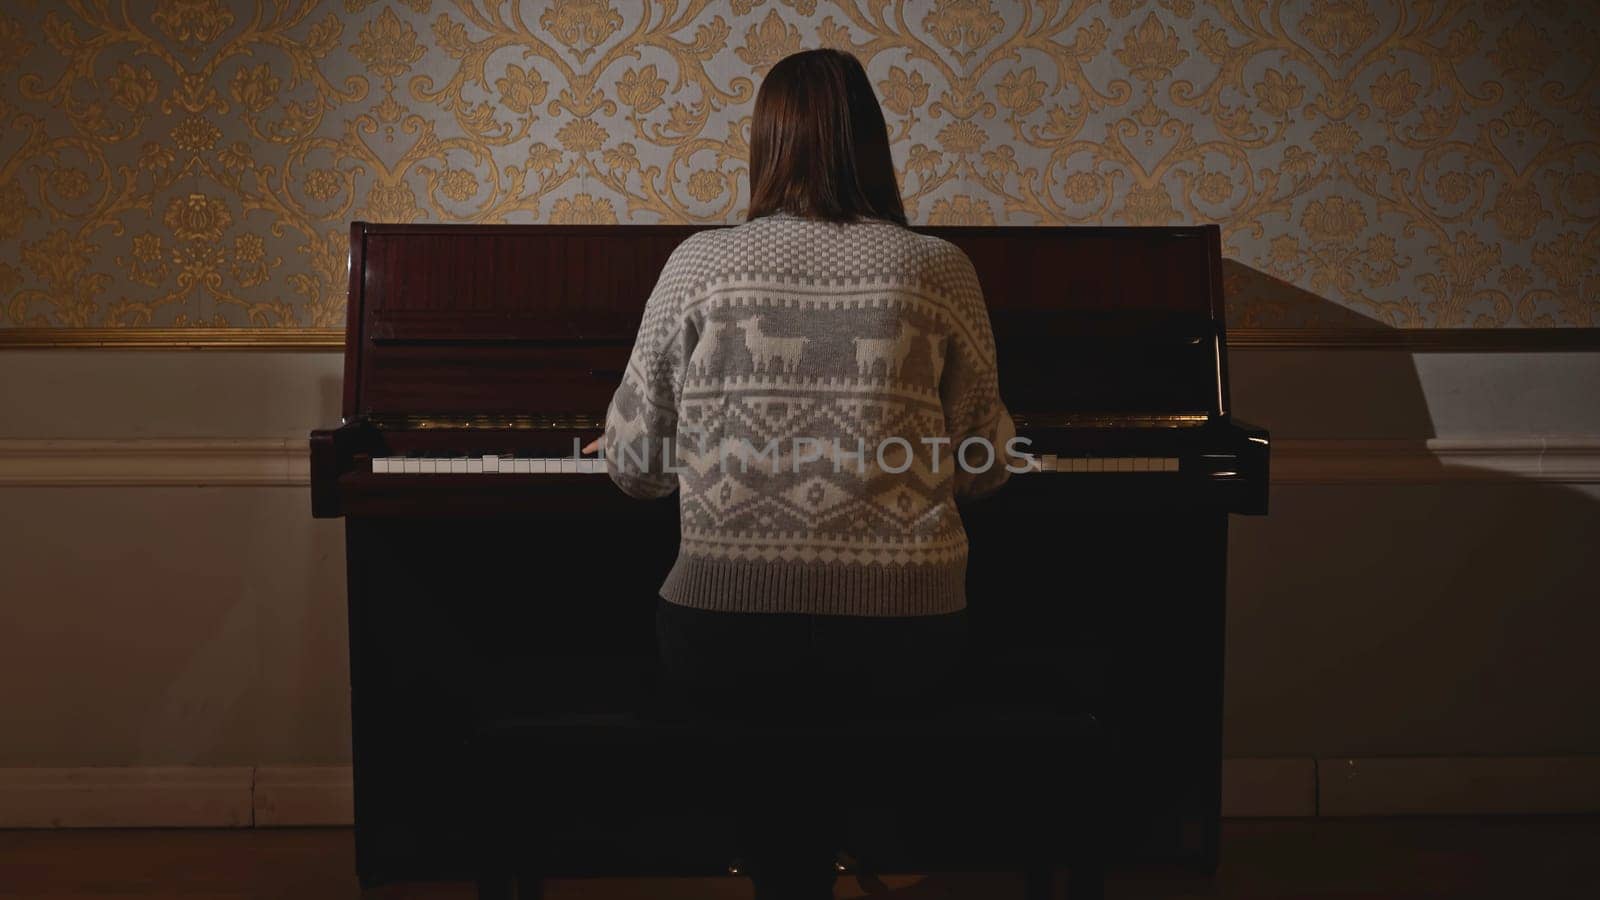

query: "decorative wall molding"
xmin=2 ymin=437 xmax=1597 ymax=487
xmin=1229 ymin=328 xmax=1600 ymax=352
xmin=3 ymin=758 xmax=1595 ymax=827
xmin=0 ymin=439 xmax=308 ymax=486
xmin=4 ymin=327 xmax=1600 ymax=352
xmin=0 ymin=329 xmax=342 ymax=350
xmin=1272 ymin=438 xmax=1600 ymax=484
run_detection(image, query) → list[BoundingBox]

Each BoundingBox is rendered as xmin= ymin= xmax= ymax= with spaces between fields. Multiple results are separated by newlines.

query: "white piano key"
xmin=1119 ymin=457 xmax=1133 ymax=472
xmin=1132 ymin=457 xmax=1148 ymax=472
xmin=404 ymin=458 xmax=421 ymax=474
xmin=419 ymin=458 xmax=437 ymax=474
xmin=467 ymin=459 xmax=483 ymax=473
xmin=1070 ymin=458 xmax=1089 ymax=473
xmin=512 ymin=458 xmax=530 ymax=474
xmin=1087 ymin=458 xmax=1104 ymax=472
xmin=1042 ymin=454 xmax=1058 ymax=472
xmin=560 ymin=459 xmax=577 ymax=474
xmin=371 ymin=458 xmax=388 ymax=474
xmin=483 ymin=454 xmax=500 ymax=473
xmin=1164 ymin=457 xmax=1181 ymax=472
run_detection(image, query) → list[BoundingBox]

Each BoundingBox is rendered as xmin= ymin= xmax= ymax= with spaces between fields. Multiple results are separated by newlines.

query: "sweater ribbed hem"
xmin=659 ymin=554 xmax=967 ymax=617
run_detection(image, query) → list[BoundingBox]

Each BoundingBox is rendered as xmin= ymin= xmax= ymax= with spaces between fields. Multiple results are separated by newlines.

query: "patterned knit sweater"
xmin=603 ymin=213 xmax=1016 ymax=617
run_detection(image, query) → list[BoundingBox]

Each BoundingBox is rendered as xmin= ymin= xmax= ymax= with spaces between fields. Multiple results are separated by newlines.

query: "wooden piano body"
xmin=311 ymin=222 xmax=1269 ymax=886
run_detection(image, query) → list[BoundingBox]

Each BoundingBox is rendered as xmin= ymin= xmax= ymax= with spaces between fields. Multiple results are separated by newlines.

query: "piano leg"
xmin=474 ymin=874 xmax=542 ymax=900
xmin=474 ymin=874 xmax=511 ymax=900
xmin=1027 ymin=860 xmax=1104 ymax=899
xmin=1024 ymin=866 xmax=1054 ymax=900
xmin=1066 ymin=860 xmax=1106 ymax=900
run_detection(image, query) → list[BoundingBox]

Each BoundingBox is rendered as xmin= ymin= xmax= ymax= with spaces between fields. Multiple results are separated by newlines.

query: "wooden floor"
xmin=2 ymin=818 xmax=1598 ymax=899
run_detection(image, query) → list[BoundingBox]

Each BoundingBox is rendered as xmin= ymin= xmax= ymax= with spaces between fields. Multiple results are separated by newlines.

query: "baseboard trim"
xmin=2 ymin=758 xmax=1595 ymax=827
xmin=0 ymin=767 xmax=254 ymax=828
xmin=1317 ymin=756 xmax=1600 ymax=817
xmin=1 ymin=437 xmax=1597 ymax=487
xmin=1223 ymin=758 xmax=1318 ymax=817
xmin=253 ymin=766 xmax=353 ymax=827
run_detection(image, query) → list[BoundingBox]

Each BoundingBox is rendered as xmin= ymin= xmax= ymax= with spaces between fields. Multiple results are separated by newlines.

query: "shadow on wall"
xmin=1223 ymin=259 xmax=1401 ymax=331
xmin=1222 ymin=260 xmax=1437 ymax=440
xmin=318 ymin=371 xmax=341 ymax=427
xmin=1218 ymin=264 xmax=1600 ymax=760
xmin=1226 ymin=474 xmax=1600 ymax=758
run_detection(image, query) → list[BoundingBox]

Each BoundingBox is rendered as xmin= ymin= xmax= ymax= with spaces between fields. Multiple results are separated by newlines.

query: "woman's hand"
xmin=581 ymin=436 xmax=603 ymax=455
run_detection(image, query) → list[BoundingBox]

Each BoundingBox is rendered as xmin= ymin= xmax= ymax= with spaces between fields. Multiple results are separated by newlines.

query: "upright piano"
xmin=311 ymin=222 xmax=1269 ymax=887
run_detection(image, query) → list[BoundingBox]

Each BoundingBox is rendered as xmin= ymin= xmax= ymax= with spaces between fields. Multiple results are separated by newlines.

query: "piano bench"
xmin=465 ymin=694 xmax=1110 ymax=900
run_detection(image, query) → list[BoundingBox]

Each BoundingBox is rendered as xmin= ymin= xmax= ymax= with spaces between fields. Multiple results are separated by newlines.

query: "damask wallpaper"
xmin=0 ymin=0 xmax=1596 ymax=334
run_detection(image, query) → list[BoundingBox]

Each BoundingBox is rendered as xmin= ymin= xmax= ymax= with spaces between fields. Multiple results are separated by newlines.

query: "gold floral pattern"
xmin=0 ymin=0 xmax=1597 ymax=332
xmin=152 ymin=0 xmax=237 ymax=47
xmin=163 ymin=193 xmax=233 ymax=244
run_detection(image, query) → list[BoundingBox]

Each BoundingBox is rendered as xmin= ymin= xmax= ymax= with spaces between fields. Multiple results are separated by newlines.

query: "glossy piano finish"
xmin=314 ymin=222 xmax=1266 ymax=518
xmin=331 ymin=223 xmax=1235 ymax=423
xmin=310 ymin=222 xmax=1269 ymax=886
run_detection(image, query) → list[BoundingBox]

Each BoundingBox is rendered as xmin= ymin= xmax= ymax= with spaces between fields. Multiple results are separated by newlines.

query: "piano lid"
xmin=340 ymin=223 xmax=1230 ymax=423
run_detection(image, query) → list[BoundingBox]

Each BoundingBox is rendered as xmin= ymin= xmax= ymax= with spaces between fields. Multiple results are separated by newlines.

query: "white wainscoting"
xmin=2 ymin=437 xmax=1598 ymax=486
xmin=3 ymin=436 xmax=1597 ymax=825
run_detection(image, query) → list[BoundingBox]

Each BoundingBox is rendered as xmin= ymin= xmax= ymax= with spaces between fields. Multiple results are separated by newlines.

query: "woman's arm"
xmin=938 ymin=246 xmax=1017 ymax=501
xmin=602 ymin=238 xmax=703 ymax=499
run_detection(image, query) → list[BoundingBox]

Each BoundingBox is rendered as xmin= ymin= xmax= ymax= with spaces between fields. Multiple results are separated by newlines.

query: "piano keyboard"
xmin=372 ymin=456 xmax=606 ymax=474
xmin=1017 ymin=454 xmax=1180 ymax=473
xmin=369 ymin=454 xmax=1181 ymax=474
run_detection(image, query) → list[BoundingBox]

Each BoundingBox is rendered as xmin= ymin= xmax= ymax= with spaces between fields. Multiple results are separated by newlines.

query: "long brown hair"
xmin=746 ymin=49 xmax=907 ymax=226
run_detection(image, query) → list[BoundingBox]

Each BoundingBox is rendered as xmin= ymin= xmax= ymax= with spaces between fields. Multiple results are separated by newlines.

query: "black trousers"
xmin=654 ymin=597 xmax=967 ymax=899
